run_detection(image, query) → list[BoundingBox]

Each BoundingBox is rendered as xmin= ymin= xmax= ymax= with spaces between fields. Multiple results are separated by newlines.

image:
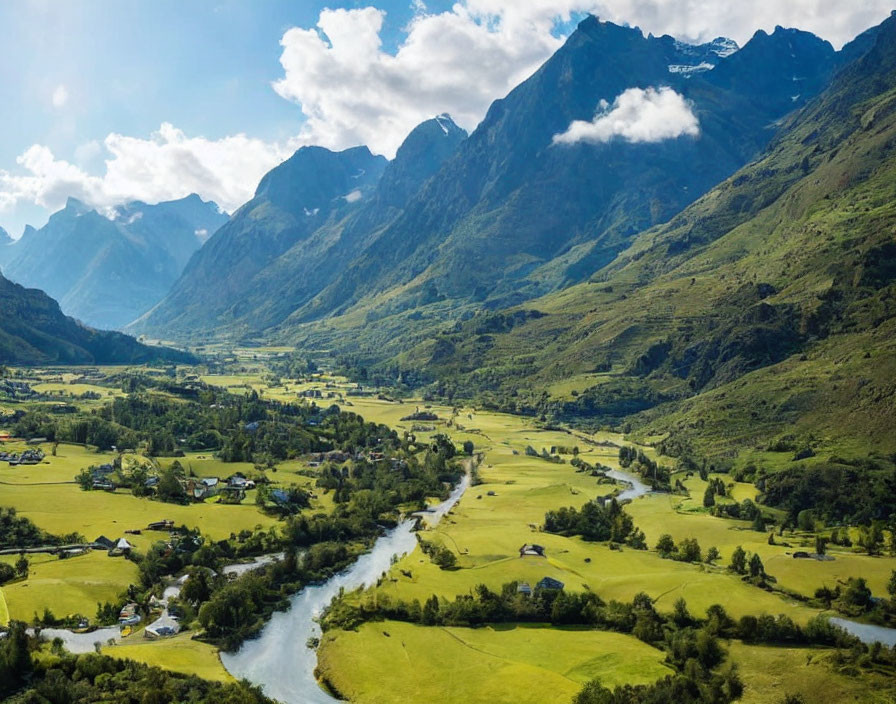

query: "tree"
xmin=181 ymin=568 xmax=212 ymax=605
xmin=462 ymin=440 xmax=474 ymax=455
xmin=887 ymin=570 xmax=896 ymax=600
xmin=655 ymin=533 xmax=676 ymax=557
xmin=730 ymin=546 xmax=747 ymax=574
xmin=432 ymin=546 xmax=457 ymax=570
xmin=796 ymin=509 xmax=816 ymax=532
xmin=815 ymin=535 xmax=827 ymax=555
xmin=0 ymin=563 xmax=15 ymax=585
xmin=677 ymin=538 xmax=701 ymax=563
xmin=14 ymin=553 xmax=28 ymax=579
xmin=703 ymin=484 xmax=715 ymax=508
xmin=705 ymin=546 xmax=720 ymax=564
xmin=748 ymin=553 xmax=764 ymax=578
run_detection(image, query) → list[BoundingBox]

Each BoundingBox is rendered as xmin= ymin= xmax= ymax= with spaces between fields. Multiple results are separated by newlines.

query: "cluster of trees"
xmin=13 ymin=383 xmax=401 ymax=464
xmin=0 ymin=625 xmax=271 ymax=703
xmin=543 ymin=498 xmax=642 ymax=545
xmin=702 ymin=478 xmax=727 ymax=507
xmin=417 ymin=538 xmax=457 ymax=569
xmin=761 ymin=462 xmax=896 ymax=525
xmin=814 ymin=573 xmax=896 ymax=626
xmin=0 ymin=507 xmax=60 ymax=549
xmin=655 ymin=535 xmax=707 ymax=564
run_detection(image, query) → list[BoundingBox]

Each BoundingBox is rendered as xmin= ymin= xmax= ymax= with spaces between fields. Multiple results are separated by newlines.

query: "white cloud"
xmin=342 ymin=189 xmax=363 ymax=203
xmin=51 ymin=84 xmax=68 ymax=108
xmin=553 ymin=87 xmax=699 ymax=145
xmin=271 ymin=2 xmax=891 ymax=158
xmin=0 ymin=123 xmax=290 ymax=216
xmin=272 ymin=4 xmax=590 ymax=157
xmin=1 ymin=1 xmax=890 ymax=231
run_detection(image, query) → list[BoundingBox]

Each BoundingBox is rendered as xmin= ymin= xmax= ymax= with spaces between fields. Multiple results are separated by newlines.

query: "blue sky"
xmin=0 ymin=0 xmax=892 ymax=237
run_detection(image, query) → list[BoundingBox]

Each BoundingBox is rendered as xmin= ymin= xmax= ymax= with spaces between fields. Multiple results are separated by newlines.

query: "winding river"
xmin=221 ymin=473 xmax=471 ymax=703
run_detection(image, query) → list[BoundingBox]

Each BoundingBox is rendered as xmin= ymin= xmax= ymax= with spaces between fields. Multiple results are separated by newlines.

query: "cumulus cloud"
xmin=1 ymin=1 xmax=891 ymax=230
xmin=0 ymin=123 xmax=290 ymax=216
xmin=51 ymin=84 xmax=68 ymax=108
xmin=272 ymin=4 xmax=589 ymax=157
xmin=553 ymin=87 xmax=700 ymax=145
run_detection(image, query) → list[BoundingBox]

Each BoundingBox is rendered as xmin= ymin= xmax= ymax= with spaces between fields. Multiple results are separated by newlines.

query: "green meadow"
xmin=103 ymin=632 xmax=233 ymax=682
xmin=0 ymin=551 xmax=137 ymax=622
xmin=317 ymin=621 xmax=671 ymax=704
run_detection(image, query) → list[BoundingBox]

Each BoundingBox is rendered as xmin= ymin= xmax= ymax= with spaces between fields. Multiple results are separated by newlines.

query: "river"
xmin=829 ymin=617 xmax=896 ymax=647
xmin=605 ymin=467 xmax=652 ymax=501
xmin=221 ymin=473 xmax=471 ymax=703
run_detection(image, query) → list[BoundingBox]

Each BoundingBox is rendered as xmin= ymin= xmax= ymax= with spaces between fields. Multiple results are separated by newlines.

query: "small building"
xmin=517 ymin=582 xmax=532 ymax=596
xmin=519 ymin=544 xmax=546 ymax=558
xmin=144 ymin=613 xmax=181 ymax=639
xmin=536 ymin=577 xmax=565 ymax=591
xmin=93 ymin=535 xmax=115 ymax=550
xmin=110 ymin=538 xmax=133 ymax=556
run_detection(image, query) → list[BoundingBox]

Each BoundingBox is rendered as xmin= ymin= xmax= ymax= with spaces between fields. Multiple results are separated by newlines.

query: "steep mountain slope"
xmin=0 ymin=272 xmax=192 ymax=365
xmin=387 ymin=12 xmax=896 ymax=457
xmin=136 ymin=18 xmax=841 ymax=343
xmin=2 ymin=194 xmax=226 ymax=329
xmin=285 ymin=19 xmax=835 ymax=330
xmin=131 ymin=145 xmax=391 ymax=338
xmin=133 ymin=119 xmax=466 ymax=338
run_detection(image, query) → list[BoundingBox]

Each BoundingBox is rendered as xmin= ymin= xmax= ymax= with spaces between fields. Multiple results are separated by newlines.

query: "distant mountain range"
xmin=132 ymin=17 xmax=850 ymax=343
xmin=0 ymin=193 xmax=227 ymax=330
xmin=0 ymin=271 xmax=192 ymax=365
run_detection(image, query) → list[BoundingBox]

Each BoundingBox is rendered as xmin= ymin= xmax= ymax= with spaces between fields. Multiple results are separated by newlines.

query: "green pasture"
xmin=317 ymin=621 xmax=671 ymax=704
xmin=104 ymin=632 xmax=233 ymax=682
xmin=730 ymin=641 xmax=896 ymax=703
xmin=0 ymin=550 xmax=137 ymax=621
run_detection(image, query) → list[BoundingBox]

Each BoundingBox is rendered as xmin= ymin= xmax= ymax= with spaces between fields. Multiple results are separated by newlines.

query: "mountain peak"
xmin=0 ymin=226 xmax=10 ymax=246
xmin=64 ymin=196 xmax=91 ymax=214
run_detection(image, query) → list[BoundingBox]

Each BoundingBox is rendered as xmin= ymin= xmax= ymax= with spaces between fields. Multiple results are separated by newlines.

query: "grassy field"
xmin=626 ymin=487 xmax=896 ymax=600
xmin=730 ymin=641 xmax=896 ymax=703
xmin=0 ymin=550 xmax=137 ymax=621
xmin=103 ymin=632 xmax=233 ymax=682
xmin=317 ymin=621 xmax=671 ymax=704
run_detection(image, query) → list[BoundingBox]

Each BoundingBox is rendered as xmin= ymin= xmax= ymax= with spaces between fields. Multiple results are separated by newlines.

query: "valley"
xmin=2 ymin=6 xmax=896 ymax=704
xmin=1 ymin=361 xmax=894 ymax=703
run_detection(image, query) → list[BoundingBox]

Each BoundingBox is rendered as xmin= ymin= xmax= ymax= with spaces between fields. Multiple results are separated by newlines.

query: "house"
xmin=118 ymin=603 xmax=139 ymax=621
xmin=144 ymin=476 xmax=160 ymax=488
xmin=144 ymin=613 xmax=181 ymax=639
xmin=519 ymin=544 xmax=546 ymax=558
xmin=110 ymin=538 xmax=133 ymax=556
xmin=536 ymin=577 xmax=565 ymax=591
xmin=92 ymin=535 xmax=115 ymax=550
xmin=517 ymin=582 xmax=532 ymax=596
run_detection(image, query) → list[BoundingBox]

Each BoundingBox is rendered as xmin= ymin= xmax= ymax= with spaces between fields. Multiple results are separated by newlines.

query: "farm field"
xmin=317 ymin=621 xmax=671 ymax=704
xmin=730 ymin=641 xmax=896 ymax=703
xmin=103 ymin=632 xmax=233 ymax=682
xmin=0 ymin=550 xmax=137 ymax=622
xmin=1 ymin=369 xmax=893 ymax=704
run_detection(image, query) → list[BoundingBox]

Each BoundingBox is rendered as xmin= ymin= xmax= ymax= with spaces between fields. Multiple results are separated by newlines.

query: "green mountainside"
xmin=136 ymin=19 xmax=843 ymax=343
xmin=0 ymin=271 xmax=192 ymax=365
xmin=372 ymin=13 xmax=896 ymax=459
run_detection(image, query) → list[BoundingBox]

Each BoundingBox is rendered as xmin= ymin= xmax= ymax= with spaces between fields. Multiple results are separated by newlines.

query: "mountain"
xmin=135 ymin=18 xmax=840 ymax=344
xmin=131 ymin=122 xmax=465 ymax=338
xmin=1 ymin=194 xmax=227 ymax=330
xmin=0 ymin=271 xmax=193 ymax=365
xmin=382 ymin=11 xmax=896 ymax=458
xmin=0 ymin=226 xmax=11 ymax=247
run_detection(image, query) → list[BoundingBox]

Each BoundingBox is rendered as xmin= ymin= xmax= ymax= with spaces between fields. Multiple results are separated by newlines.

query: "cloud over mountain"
xmin=553 ymin=87 xmax=700 ymax=145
